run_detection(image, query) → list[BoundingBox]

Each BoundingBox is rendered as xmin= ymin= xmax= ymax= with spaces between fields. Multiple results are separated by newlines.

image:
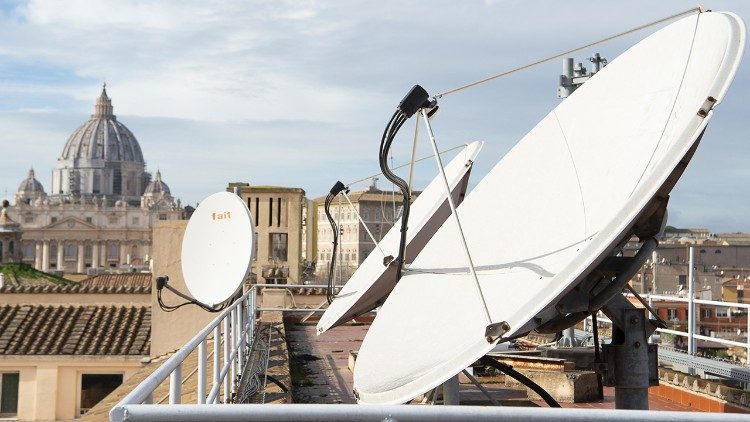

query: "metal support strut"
xmin=419 ymin=109 xmax=493 ymax=330
xmin=602 ymin=306 xmax=658 ymax=410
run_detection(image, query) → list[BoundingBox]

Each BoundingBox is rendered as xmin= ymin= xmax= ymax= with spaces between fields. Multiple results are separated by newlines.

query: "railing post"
xmin=169 ymin=363 xmax=182 ymax=404
xmin=230 ymin=307 xmax=237 ymax=396
xmin=213 ymin=326 xmax=220 ymax=404
xmin=223 ymin=315 xmax=231 ymax=402
xmin=237 ymin=302 xmax=244 ymax=376
xmin=647 ymin=295 xmax=654 ymax=344
xmin=198 ymin=339 xmax=207 ymax=404
xmin=251 ymin=287 xmax=257 ymax=344
xmin=688 ymin=247 xmax=696 ymax=361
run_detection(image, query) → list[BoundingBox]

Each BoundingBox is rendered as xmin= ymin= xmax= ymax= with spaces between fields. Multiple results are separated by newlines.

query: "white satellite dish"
xmin=317 ymin=141 xmax=483 ymax=334
xmin=353 ymin=11 xmax=745 ymax=404
xmin=181 ymin=192 xmax=255 ymax=306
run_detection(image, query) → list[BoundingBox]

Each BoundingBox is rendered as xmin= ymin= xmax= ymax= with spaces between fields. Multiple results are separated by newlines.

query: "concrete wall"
xmin=0 ymin=356 xmax=141 ymax=421
xmin=231 ymin=185 xmax=305 ymax=284
xmin=150 ymin=220 xmax=215 ymax=357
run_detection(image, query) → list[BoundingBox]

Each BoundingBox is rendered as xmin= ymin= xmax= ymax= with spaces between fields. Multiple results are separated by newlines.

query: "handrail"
xmin=110 ymin=287 xmax=255 ymax=421
xmin=590 ymin=293 xmax=749 ymax=369
xmin=644 ymin=294 xmax=750 ymax=309
xmin=111 ymin=283 xmax=750 ymax=421
xmin=113 ymin=403 xmax=748 ymax=422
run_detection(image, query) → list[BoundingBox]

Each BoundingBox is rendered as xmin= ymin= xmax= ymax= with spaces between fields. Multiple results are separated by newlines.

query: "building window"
xmin=0 ymin=372 xmax=19 ymax=417
xmin=715 ymin=249 xmax=722 ymax=254
xmin=701 ymin=308 xmax=711 ymax=318
xmin=132 ymin=217 xmax=140 ymax=225
xmin=108 ymin=215 xmax=119 ymax=224
xmin=85 ymin=217 xmax=93 ymax=224
xmin=80 ymin=374 xmax=123 ymax=415
xmin=51 ymin=216 xmax=58 ymax=224
xmin=23 ymin=215 xmax=34 ymax=224
xmin=277 ymin=198 xmax=282 ymax=227
xmin=113 ymin=168 xmax=122 ymax=195
xmin=255 ymin=198 xmax=259 ymax=227
xmin=159 ymin=214 xmax=167 ymax=221
xmin=8 ymin=241 xmax=14 ymax=256
xmin=716 ymin=307 xmax=729 ymax=318
xmin=107 ymin=244 xmax=119 ymax=260
xmin=268 ymin=198 xmax=273 ymax=226
xmin=270 ymin=233 xmax=288 ymax=261
xmin=93 ymin=173 xmax=100 ymax=194
xmin=85 ymin=245 xmax=93 ymax=259
xmin=65 ymin=243 xmax=77 ymax=259
xmin=253 ymin=232 xmax=258 ymax=261
xmin=667 ymin=308 xmax=677 ymax=320
xmin=23 ymin=244 xmax=34 ymax=259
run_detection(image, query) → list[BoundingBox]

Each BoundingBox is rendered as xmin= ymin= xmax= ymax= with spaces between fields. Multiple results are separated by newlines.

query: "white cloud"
xmin=1 ymin=0 xmax=750 ymax=232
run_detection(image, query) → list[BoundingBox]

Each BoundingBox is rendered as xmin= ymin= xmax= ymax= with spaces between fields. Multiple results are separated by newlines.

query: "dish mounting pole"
xmin=419 ymin=109 xmax=493 ymax=328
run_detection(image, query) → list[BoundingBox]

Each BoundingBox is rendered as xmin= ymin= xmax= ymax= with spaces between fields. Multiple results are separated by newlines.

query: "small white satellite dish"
xmin=317 ymin=141 xmax=483 ymax=334
xmin=353 ymin=11 xmax=745 ymax=404
xmin=181 ymin=192 xmax=254 ymax=306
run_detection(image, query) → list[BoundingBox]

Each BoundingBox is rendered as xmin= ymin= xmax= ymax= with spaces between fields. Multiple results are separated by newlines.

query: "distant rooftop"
xmin=0 ymin=304 xmax=150 ymax=355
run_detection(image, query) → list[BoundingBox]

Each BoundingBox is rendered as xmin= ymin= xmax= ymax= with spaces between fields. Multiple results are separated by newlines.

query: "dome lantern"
xmin=93 ymin=83 xmax=115 ymax=119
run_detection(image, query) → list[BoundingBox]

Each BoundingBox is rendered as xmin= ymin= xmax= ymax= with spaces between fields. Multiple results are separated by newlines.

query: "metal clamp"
xmin=485 ymin=321 xmax=510 ymax=343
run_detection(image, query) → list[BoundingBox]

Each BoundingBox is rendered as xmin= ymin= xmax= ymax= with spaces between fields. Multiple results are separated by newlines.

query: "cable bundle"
xmin=379 ymin=84 xmax=433 ymax=281
xmin=156 ymin=276 xmax=233 ymax=313
xmin=324 ymin=181 xmax=347 ymax=303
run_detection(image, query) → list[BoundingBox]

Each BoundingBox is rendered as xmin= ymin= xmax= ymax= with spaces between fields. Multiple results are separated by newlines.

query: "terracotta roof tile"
xmin=80 ymin=273 xmax=152 ymax=290
xmin=0 ymin=272 xmax=152 ymax=294
xmin=0 ymin=304 xmax=150 ymax=355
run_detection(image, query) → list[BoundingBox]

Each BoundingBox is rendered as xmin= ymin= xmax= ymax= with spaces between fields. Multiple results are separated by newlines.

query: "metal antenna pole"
xmin=419 ymin=109 xmax=492 ymax=325
xmin=443 ymin=374 xmax=460 ymax=405
xmin=688 ymin=246 xmax=696 ymax=374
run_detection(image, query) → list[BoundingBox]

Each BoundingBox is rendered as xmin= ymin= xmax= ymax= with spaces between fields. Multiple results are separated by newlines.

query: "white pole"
xmin=213 ymin=326 xmax=220 ymax=403
xmin=169 ymin=364 xmax=182 ymax=404
xmin=647 ymin=295 xmax=654 ymax=344
xmin=652 ymin=251 xmax=658 ymax=293
xmin=198 ymin=339 xmax=207 ymax=404
xmin=688 ymin=247 xmax=696 ymax=374
xmin=223 ymin=316 xmax=230 ymax=401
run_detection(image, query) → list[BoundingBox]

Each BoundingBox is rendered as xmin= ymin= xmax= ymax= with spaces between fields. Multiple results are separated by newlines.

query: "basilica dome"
xmin=141 ymin=170 xmax=175 ymax=209
xmin=52 ymin=85 xmax=148 ymax=203
xmin=143 ymin=170 xmax=171 ymax=196
xmin=15 ymin=168 xmax=46 ymax=205
xmin=60 ymin=85 xmax=144 ymax=164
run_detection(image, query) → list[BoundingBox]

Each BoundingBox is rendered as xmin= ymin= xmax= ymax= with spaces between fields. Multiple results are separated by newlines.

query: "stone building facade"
xmin=0 ymin=201 xmax=22 ymax=265
xmin=8 ymin=86 xmax=183 ymax=274
xmin=314 ymin=185 xmax=416 ymax=281
xmin=228 ymin=183 xmax=306 ymax=284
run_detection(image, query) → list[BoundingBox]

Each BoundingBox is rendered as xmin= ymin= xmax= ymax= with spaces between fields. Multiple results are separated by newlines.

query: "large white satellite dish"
xmin=181 ymin=192 xmax=255 ymax=306
xmin=353 ymin=11 xmax=745 ymax=404
xmin=317 ymin=141 xmax=483 ymax=334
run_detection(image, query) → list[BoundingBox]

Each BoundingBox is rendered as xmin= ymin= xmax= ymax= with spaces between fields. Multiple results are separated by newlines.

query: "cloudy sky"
xmin=1 ymin=0 xmax=749 ymax=232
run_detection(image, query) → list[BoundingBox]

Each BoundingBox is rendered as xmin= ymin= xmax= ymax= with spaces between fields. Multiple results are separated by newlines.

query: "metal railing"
xmin=590 ymin=294 xmax=750 ymax=363
xmin=111 ymin=285 xmax=750 ymax=421
xmin=110 ymin=285 xmax=257 ymax=421
xmin=646 ymin=294 xmax=750 ymax=358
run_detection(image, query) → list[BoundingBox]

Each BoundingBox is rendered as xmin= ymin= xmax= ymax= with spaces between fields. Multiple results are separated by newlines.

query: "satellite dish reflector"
xmin=353 ymin=11 xmax=745 ymax=404
xmin=181 ymin=192 xmax=254 ymax=306
xmin=317 ymin=141 xmax=483 ymax=334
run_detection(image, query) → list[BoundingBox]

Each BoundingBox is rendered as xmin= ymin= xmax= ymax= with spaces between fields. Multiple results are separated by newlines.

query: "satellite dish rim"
xmin=352 ymin=11 xmax=745 ymax=404
xmin=181 ymin=191 xmax=254 ymax=307
xmin=317 ymin=141 xmax=484 ymax=334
